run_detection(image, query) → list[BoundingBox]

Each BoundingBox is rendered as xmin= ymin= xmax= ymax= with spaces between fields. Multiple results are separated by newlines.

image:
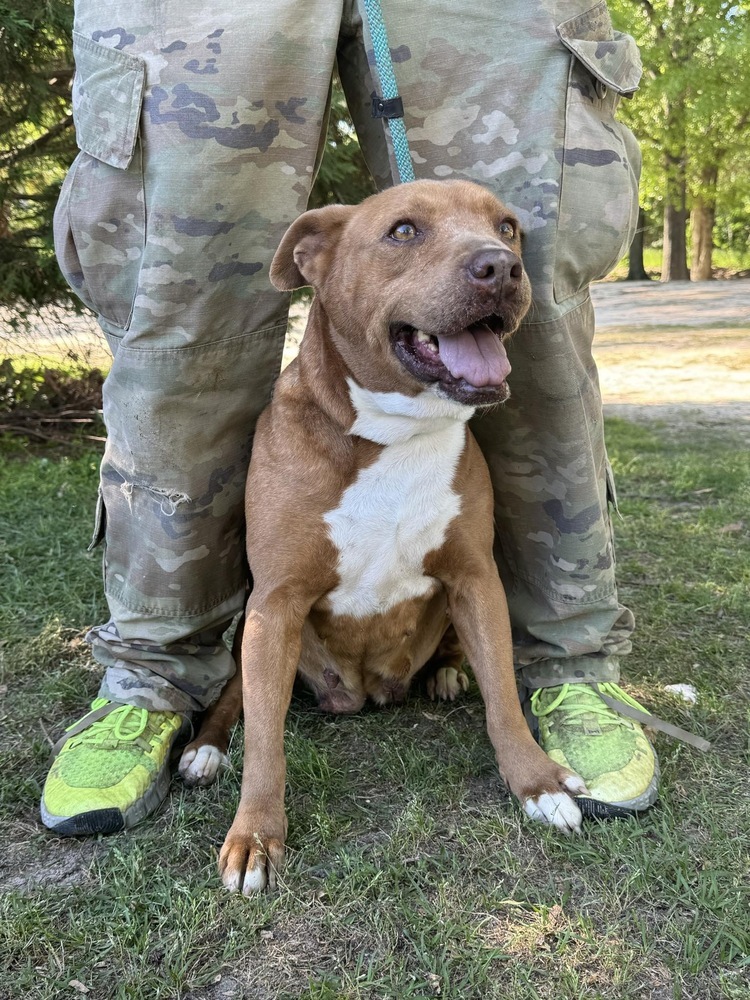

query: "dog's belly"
xmin=301 ymin=386 xmax=470 ymax=712
xmin=300 ymin=589 xmax=449 ymax=712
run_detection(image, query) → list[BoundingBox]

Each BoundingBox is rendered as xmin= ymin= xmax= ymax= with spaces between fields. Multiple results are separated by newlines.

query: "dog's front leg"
xmin=448 ymin=565 xmax=587 ymax=833
xmin=219 ymin=592 xmax=305 ymax=894
xmin=179 ymin=618 xmax=246 ymax=787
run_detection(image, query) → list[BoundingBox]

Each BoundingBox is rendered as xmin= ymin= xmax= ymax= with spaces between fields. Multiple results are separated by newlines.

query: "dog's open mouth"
xmin=390 ymin=314 xmax=511 ymax=404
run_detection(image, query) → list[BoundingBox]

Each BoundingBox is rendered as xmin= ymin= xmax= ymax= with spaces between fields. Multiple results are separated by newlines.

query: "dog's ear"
xmin=270 ymin=204 xmax=354 ymax=291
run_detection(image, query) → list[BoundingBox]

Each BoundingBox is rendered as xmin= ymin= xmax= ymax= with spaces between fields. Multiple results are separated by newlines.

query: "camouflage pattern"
xmin=521 ymin=655 xmax=622 ymax=690
xmin=55 ymin=0 xmax=641 ymax=712
xmin=369 ymin=0 xmax=640 ymax=682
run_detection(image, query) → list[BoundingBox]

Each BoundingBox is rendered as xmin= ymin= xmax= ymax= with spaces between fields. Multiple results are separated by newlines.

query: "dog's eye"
xmin=499 ymin=221 xmax=516 ymax=239
xmin=389 ymin=222 xmax=418 ymax=242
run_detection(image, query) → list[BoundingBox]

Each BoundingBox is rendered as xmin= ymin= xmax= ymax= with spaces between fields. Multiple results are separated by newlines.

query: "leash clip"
xmin=371 ymin=94 xmax=405 ymax=120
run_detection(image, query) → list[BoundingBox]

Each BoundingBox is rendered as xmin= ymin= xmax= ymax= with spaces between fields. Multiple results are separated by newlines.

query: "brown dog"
xmin=178 ymin=179 xmax=587 ymax=893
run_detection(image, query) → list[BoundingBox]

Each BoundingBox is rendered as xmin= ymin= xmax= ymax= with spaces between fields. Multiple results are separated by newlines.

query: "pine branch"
xmin=0 ymin=114 xmax=74 ymax=167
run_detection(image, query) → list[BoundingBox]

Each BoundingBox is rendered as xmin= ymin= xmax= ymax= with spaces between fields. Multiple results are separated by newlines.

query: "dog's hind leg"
xmin=424 ymin=624 xmax=470 ymax=702
xmin=179 ymin=617 xmax=245 ymax=787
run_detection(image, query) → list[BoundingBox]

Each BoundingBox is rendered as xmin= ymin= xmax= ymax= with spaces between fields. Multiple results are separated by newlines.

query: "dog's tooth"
xmin=415 ymin=329 xmax=439 ymax=353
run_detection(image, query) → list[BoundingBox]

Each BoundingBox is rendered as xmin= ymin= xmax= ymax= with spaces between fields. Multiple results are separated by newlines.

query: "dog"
xmin=178 ymin=179 xmax=587 ymax=894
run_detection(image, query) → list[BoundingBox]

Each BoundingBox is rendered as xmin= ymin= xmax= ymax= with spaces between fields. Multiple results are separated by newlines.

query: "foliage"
xmin=0 ymin=358 xmax=104 ymax=443
xmin=609 ymin=0 xmax=750 ymax=262
xmin=0 ymin=358 xmax=101 ymax=412
xmin=713 ymin=202 xmax=750 ymax=254
xmin=0 ymin=0 xmax=77 ymax=306
xmin=310 ymin=79 xmax=377 ymax=208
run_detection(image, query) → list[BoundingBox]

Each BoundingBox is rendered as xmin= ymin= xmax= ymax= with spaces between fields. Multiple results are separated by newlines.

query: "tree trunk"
xmin=662 ymin=173 xmax=690 ymax=281
xmin=626 ymin=207 xmax=652 ymax=280
xmin=690 ymin=166 xmax=718 ymax=281
xmin=691 ymin=201 xmax=715 ymax=280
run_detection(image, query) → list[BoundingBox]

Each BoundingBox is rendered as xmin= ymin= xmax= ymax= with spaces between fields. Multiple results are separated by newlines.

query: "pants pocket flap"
xmin=557 ymin=3 xmax=642 ymax=95
xmin=72 ymin=31 xmax=146 ymax=169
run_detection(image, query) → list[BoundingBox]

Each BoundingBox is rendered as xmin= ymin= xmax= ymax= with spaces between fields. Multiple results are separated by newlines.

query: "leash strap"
xmin=592 ymin=686 xmax=712 ymax=752
xmin=361 ymin=0 xmax=416 ymax=183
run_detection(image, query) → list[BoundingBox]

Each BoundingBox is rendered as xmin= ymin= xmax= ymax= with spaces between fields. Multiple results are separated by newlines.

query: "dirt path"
xmin=4 ymin=280 xmax=749 ymax=435
xmin=590 ymin=279 xmax=750 ymax=329
xmin=589 ymin=280 xmax=750 ymax=438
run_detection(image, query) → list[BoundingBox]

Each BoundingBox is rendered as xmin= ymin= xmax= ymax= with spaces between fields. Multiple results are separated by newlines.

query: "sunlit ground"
xmin=591 ymin=280 xmax=750 ymax=407
xmin=594 ymin=325 xmax=750 ymax=405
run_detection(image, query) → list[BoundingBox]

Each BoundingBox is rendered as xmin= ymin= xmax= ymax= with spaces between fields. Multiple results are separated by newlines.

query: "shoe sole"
xmin=40 ymin=719 xmax=192 ymax=837
xmin=41 ymin=758 xmax=173 ymax=836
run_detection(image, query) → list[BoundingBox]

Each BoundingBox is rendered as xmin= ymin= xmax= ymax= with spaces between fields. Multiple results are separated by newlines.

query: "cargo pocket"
xmin=53 ymin=32 xmax=146 ymax=329
xmin=553 ymin=1 xmax=642 ymax=303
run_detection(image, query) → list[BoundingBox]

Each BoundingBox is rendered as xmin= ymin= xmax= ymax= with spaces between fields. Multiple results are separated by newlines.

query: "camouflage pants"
xmin=55 ymin=0 xmax=640 ymax=713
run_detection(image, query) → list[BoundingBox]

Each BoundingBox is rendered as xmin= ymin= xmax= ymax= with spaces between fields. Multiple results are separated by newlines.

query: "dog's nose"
xmin=467 ymin=248 xmax=523 ymax=289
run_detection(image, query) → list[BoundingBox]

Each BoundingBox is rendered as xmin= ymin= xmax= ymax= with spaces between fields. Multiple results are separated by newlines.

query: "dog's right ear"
xmin=270 ymin=204 xmax=354 ymax=291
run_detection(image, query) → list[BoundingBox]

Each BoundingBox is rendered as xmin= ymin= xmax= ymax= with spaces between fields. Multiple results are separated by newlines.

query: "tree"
xmin=626 ymin=207 xmax=653 ymax=280
xmin=0 ymin=0 xmax=77 ymax=307
xmin=610 ymin=0 xmax=750 ymax=281
xmin=685 ymin=16 xmax=750 ymax=279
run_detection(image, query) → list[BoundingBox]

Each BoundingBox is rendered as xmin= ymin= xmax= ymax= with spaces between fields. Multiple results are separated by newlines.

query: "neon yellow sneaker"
xmin=41 ymin=699 xmax=190 ymax=835
xmin=530 ymin=683 xmax=659 ymax=818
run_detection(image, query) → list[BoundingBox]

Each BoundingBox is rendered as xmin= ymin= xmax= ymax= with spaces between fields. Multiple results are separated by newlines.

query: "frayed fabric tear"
xmin=119 ymin=480 xmax=192 ymax=516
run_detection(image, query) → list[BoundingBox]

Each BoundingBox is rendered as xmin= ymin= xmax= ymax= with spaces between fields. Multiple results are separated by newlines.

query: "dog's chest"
xmin=323 ymin=385 xmax=471 ymax=619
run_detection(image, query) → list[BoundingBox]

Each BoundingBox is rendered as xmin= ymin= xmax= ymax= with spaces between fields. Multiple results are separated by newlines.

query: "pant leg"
xmin=348 ymin=0 xmax=640 ymax=683
xmin=54 ymin=1 xmax=344 ymax=712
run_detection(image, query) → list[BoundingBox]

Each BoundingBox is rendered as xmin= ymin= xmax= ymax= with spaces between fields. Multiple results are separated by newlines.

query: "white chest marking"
xmin=324 ymin=382 xmax=475 ymax=619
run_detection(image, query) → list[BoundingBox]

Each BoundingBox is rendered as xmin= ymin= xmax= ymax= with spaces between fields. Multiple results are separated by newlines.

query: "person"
xmin=41 ymin=0 xmax=658 ymax=836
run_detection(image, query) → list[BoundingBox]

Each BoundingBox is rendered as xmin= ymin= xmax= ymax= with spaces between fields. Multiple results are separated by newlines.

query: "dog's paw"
xmin=427 ymin=666 xmax=470 ymax=702
xmin=219 ymin=825 xmax=286 ymax=895
xmin=178 ymin=743 xmax=228 ymax=787
xmin=523 ymin=774 xmax=587 ymax=835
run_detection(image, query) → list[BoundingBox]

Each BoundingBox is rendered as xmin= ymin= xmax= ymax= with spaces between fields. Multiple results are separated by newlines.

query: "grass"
xmin=0 ymin=417 xmax=748 ymax=1000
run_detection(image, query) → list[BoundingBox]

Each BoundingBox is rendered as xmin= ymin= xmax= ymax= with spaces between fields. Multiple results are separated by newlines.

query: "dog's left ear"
xmin=270 ymin=204 xmax=354 ymax=291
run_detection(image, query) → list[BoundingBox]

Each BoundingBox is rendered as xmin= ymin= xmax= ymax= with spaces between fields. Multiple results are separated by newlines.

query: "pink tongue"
xmin=436 ymin=328 xmax=511 ymax=387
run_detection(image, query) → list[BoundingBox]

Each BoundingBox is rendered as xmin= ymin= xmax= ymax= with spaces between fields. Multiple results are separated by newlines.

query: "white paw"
xmin=428 ymin=666 xmax=470 ymax=702
xmin=222 ymin=862 xmax=270 ymax=895
xmin=524 ymin=776 xmax=586 ymax=834
xmin=178 ymin=744 xmax=229 ymax=787
xmin=242 ymin=864 xmax=269 ymax=894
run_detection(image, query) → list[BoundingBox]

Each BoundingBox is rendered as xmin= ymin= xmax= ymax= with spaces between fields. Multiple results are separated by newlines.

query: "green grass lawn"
xmin=0 ymin=418 xmax=748 ymax=1000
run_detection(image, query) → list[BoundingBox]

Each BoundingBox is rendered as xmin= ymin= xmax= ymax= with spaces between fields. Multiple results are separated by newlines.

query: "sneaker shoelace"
xmin=530 ymin=682 xmax=646 ymax=726
xmin=66 ymin=702 xmax=162 ymax=752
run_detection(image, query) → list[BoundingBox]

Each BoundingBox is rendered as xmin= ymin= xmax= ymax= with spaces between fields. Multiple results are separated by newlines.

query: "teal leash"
xmin=361 ymin=0 xmax=415 ymax=183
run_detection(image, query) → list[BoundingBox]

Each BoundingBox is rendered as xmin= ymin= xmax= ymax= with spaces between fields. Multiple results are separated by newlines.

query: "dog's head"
xmin=270 ymin=179 xmax=531 ymax=406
